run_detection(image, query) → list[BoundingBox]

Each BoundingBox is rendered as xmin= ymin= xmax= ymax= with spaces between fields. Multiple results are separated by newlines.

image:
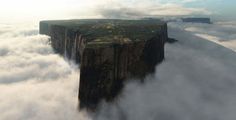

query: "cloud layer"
xmin=0 ymin=23 xmax=90 ymax=120
xmin=0 ymin=0 xmax=210 ymax=22
xmin=169 ymin=22 xmax=236 ymax=51
xmin=93 ymin=22 xmax=236 ymax=120
xmin=1 ymin=21 xmax=236 ymax=120
xmin=88 ymin=0 xmax=211 ymax=19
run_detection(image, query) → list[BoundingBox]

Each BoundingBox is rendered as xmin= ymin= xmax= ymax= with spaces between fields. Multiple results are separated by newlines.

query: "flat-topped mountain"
xmin=40 ymin=19 xmax=168 ymax=110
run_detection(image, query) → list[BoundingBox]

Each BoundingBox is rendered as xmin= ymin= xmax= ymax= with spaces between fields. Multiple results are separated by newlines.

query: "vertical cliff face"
xmin=79 ymin=39 xmax=165 ymax=109
xmin=40 ymin=22 xmax=82 ymax=62
xmin=40 ymin=19 xmax=167 ymax=110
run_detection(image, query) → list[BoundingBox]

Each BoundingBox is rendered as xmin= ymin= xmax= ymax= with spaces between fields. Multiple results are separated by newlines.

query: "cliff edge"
xmin=39 ymin=19 xmax=167 ymax=110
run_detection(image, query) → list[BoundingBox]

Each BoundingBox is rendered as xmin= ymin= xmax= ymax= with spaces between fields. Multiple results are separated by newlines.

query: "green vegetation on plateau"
xmin=40 ymin=19 xmax=165 ymax=47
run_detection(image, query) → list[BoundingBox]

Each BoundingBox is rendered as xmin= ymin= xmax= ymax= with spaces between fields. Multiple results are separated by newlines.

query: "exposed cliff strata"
xmin=39 ymin=19 xmax=167 ymax=109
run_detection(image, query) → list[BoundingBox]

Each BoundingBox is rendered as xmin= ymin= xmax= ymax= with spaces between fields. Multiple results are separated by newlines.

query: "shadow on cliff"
xmin=90 ymin=23 xmax=236 ymax=120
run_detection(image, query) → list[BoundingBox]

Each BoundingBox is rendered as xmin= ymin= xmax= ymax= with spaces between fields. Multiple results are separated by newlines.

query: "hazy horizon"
xmin=0 ymin=0 xmax=235 ymax=23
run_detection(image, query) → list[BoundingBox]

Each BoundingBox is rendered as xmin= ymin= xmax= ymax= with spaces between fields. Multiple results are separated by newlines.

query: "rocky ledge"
xmin=39 ymin=19 xmax=167 ymax=110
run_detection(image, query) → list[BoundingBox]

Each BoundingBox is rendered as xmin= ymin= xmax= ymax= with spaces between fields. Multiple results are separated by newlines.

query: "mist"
xmin=0 ymin=23 xmax=90 ymax=120
xmin=1 ymin=20 xmax=236 ymax=120
xmin=1 ymin=0 xmax=236 ymax=119
xmin=92 ymin=22 xmax=236 ymax=120
xmin=3 ymin=0 xmax=236 ymax=23
xmin=0 ymin=0 xmax=212 ymax=23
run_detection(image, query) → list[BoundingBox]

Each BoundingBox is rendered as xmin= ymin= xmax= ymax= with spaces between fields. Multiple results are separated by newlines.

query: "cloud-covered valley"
xmin=0 ymin=21 xmax=236 ymax=120
xmin=93 ymin=22 xmax=236 ymax=120
xmin=0 ymin=23 xmax=90 ymax=120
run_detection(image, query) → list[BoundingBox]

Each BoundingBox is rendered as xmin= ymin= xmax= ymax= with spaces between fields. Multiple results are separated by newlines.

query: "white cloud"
xmin=0 ymin=23 xmax=91 ymax=120
xmin=95 ymin=1 xmax=211 ymax=19
xmin=169 ymin=22 xmax=236 ymax=52
xmin=0 ymin=0 xmax=210 ymax=22
xmin=181 ymin=0 xmax=197 ymax=3
xmin=1 ymin=19 xmax=236 ymax=120
xmin=93 ymin=22 xmax=236 ymax=120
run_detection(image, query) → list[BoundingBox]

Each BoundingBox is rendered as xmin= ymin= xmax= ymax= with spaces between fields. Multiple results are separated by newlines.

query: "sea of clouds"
xmin=0 ymin=21 xmax=236 ymax=120
xmin=0 ymin=23 xmax=90 ymax=120
xmin=169 ymin=21 xmax=236 ymax=52
xmin=93 ymin=22 xmax=236 ymax=120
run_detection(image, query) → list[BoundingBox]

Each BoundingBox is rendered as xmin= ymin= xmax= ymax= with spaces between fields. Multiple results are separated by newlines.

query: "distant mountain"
xmin=181 ymin=18 xmax=212 ymax=24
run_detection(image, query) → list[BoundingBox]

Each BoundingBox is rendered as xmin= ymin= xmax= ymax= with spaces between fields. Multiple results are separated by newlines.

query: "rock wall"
xmin=39 ymin=20 xmax=167 ymax=110
xmin=40 ymin=22 xmax=82 ymax=63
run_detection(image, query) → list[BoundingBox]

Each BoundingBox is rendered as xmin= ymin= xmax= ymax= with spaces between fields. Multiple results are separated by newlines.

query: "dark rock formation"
xmin=181 ymin=18 xmax=212 ymax=24
xmin=39 ymin=19 xmax=167 ymax=110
